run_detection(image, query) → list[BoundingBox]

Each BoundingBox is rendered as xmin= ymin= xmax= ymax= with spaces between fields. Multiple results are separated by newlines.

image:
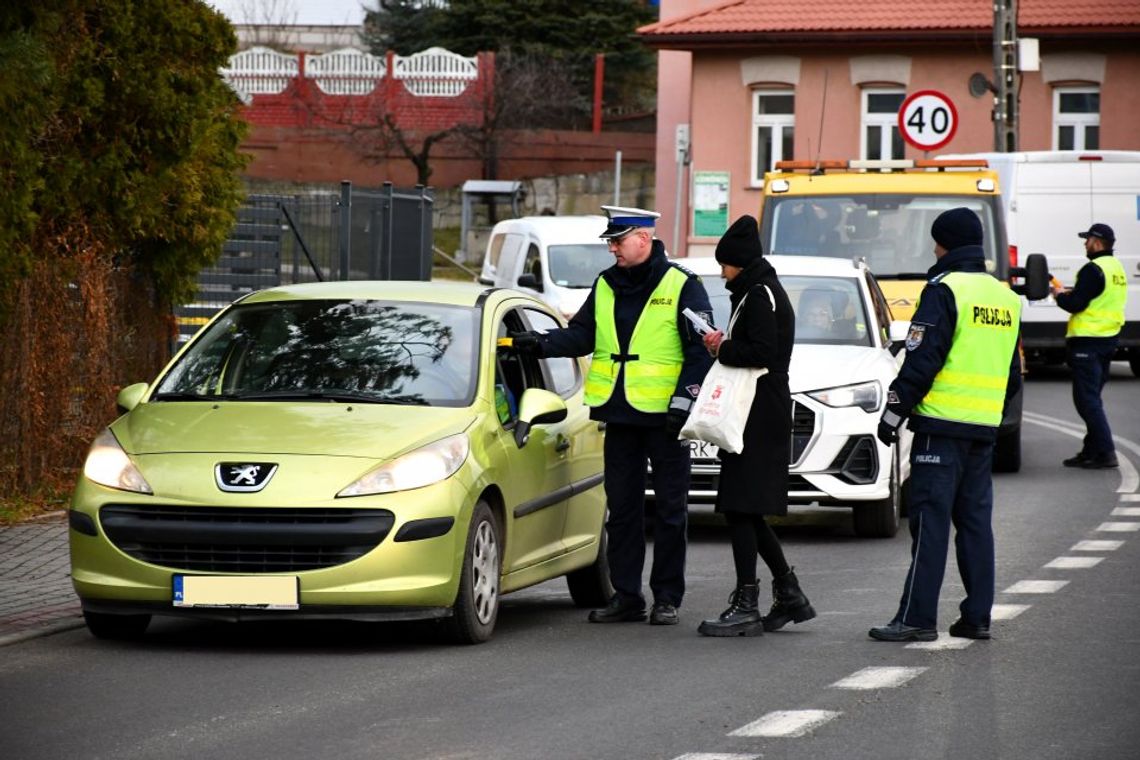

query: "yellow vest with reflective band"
xmin=583 ymin=266 xmax=687 ymax=412
xmin=1067 ymin=255 xmax=1126 ymax=338
xmin=913 ymin=272 xmax=1022 ymax=428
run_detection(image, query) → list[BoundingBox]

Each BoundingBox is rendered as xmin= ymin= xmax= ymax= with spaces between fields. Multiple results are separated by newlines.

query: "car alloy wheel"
xmin=445 ymin=500 xmax=501 ymax=644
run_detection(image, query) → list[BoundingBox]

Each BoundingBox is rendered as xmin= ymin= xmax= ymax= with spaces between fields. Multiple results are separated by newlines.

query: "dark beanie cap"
xmin=931 ymin=207 xmax=983 ymax=251
xmin=715 ymin=214 xmax=763 ymax=267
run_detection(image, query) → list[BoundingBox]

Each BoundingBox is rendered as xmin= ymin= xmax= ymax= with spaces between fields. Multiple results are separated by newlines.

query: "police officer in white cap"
xmin=510 ymin=206 xmax=714 ymax=626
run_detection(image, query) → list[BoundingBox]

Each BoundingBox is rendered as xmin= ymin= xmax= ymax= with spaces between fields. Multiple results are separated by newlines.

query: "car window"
xmin=154 ymin=300 xmax=479 ymax=406
xmin=524 ymin=309 xmax=580 ymax=397
xmin=547 ymin=244 xmax=612 ymax=288
xmin=522 ymin=243 xmax=543 ymax=290
xmin=783 ymin=276 xmax=872 ymax=346
xmin=486 ymin=234 xmax=506 ymax=271
xmin=864 ymin=271 xmax=893 ymax=346
xmin=494 ymin=308 xmax=552 ymax=425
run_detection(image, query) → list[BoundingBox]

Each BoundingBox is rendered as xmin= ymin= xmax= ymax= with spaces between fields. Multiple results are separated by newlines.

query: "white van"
xmin=477 ymin=215 xmax=614 ymax=319
xmin=941 ymin=151 xmax=1140 ymax=374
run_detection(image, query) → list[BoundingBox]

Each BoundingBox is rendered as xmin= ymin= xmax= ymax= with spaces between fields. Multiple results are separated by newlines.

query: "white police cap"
xmin=599 ymin=205 xmax=660 ymax=239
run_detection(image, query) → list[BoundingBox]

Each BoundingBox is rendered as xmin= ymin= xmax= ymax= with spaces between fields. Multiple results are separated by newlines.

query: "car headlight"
xmin=338 ymin=433 xmax=470 ymax=497
xmin=82 ymin=429 xmax=153 ymax=493
xmin=807 ymin=381 xmax=882 ymax=413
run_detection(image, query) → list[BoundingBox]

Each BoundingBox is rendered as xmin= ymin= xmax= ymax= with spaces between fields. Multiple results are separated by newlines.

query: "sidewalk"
xmin=0 ymin=512 xmax=85 ymax=646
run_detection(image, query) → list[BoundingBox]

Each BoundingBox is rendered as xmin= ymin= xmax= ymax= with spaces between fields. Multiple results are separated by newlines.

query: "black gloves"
xmin=509 ymin=332 xmax=541 ymax=355
xmin=665 ymin=407 xmax=690 ymax=438
xmin=877 ymin=416 xmax=901 ymax=446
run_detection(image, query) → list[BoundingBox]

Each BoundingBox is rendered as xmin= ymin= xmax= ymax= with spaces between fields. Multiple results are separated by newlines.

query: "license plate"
xmin=688 ymin=440 xmax=719 ymax=459
xmin=173 ymin=575 xmax=299 ymax=609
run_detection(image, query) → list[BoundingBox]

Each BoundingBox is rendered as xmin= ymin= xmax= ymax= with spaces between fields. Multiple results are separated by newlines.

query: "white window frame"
xmin=750 ymin=89 xmax=795 ymax=186
xmin=860 ymin=88 xmax=905 ymax=161
xmin=1053 ymin=86 xmax=1100 ymax=151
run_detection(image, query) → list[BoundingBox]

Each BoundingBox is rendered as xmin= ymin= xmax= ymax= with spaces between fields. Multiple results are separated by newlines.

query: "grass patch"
xmin=0 ymin=488 xmax=71 ymax=525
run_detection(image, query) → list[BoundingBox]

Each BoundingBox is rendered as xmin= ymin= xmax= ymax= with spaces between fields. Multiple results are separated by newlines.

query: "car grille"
xmin=828 ymin=435 xmax=879 ymax=484
xmin=790 ymin=401 xmax=815 ymax=464
xmin=100 ymin=505 xmax=395 ymax=573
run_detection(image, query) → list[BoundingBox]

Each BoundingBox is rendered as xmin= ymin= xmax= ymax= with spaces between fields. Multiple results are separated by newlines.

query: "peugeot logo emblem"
xmin=215 ymin=462 xmax=278 ymax=493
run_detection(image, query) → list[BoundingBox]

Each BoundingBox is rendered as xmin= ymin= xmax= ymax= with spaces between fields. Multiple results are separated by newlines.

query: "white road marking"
xmin=1045 ymin=556 xmax=1104 ymax=569
xmin=1110 ymin=507 xmax=1140 ymax=516
xmin=1003 ymin=580 xmax=1069 ymax=593
xmin=1097 ymin=522 xmax=1140 ymax=532
xmin=990 ymin=603 xmax=1031 ymax=620
xmin=729 ymin=710 xmax=841 ymax=738
xmin=907 ymin=637 xmax=973 ymax=650
xmin=673 ymin=754 xmax=759 ymax=760
xmin=831 ymin=666 xmax=927 ymax=690
xmin=1121 ymin=494 xmax=1140 ymax=502
xmin=1071 ymin=539 xmax=1125 ymax=551
xmin=1022 ymin=412 xmax=1140 ymax=493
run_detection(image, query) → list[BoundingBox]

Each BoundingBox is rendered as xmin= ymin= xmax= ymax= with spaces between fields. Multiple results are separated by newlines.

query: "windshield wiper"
xmin=229 ymin=390 xmax=431 ymax=405
xmin=151 ymin=392 xmax=216 ymax=402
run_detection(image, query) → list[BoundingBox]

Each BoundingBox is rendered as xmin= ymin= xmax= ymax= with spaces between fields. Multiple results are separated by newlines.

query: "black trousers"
xmin=1067 ymin=338 xmax=1117 ymax=457
xmin=602 ymin=422 xmax=691 ymax=607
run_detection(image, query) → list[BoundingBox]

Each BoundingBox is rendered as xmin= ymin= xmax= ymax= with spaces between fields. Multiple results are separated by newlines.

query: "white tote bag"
xmin=679 ymin=289 xmax=770 ymax=454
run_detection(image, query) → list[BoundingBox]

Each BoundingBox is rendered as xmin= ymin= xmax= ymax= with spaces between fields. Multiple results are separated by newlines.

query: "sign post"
xmin=898 ymin=89 xmax=958 ymax=152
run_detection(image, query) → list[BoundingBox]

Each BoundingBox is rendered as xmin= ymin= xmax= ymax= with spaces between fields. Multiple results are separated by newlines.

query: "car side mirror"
xmin=513 ymin=388 xmax=568 ymax=448
xmin=887 ymin=320 xmax=910 ymax=356
xmin=1009 ymin=253 xmax=1050 ymax=301
xmin=516 ymin=272 xmax=541 ymax=291
xmin=116 ymin=382 xmax=149 ymax=414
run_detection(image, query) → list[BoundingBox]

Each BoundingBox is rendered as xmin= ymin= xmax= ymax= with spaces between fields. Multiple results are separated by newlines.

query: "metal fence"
xmin=175 ymin=182 xmax=433 ymax=343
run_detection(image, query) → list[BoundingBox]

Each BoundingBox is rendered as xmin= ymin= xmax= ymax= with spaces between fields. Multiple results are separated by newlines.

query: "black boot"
xmin=761 ymin=568 xmax=816 ymax=632
xmin=697 ymin=583 xmax=763 ymax=637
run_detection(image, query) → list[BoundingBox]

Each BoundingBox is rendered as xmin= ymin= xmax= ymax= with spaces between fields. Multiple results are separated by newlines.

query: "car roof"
xmin=681 ymin=254 xmax=869 ymax=279
xmin=491 ymin=215 xmax=608 ymax=243
xmin=237 ymin=279 xmax=542 ymax=309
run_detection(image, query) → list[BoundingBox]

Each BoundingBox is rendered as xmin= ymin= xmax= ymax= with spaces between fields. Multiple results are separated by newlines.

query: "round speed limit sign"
xmin=898 ymin=90 xmax=958 ymax=151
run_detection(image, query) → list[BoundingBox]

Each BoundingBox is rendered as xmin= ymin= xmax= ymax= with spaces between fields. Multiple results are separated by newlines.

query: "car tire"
xmin=82 ymin=610 xmax=151 ymax=640
xmin=443 ymin=501 xmax=500 ymax=645
xmin=853 ymin=450 xmax=901 ymax=538
xmin=992 ymin=425 xmax=1022 ymax=473
xmin=1129 ymin=350 xmax=1140 ymax=378
xmin=565 ymin=529 xmax=613 ymax=608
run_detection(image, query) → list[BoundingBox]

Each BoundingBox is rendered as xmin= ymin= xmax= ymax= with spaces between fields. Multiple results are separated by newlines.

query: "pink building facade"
xmin=643 ymin=0 xmax=1140 ymax=257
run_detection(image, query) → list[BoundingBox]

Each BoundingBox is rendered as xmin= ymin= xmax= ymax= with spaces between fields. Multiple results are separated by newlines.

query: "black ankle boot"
xmin=762 ymin=567 xmax=816 ymax=632
xmin=697 ymin=583 xmax=763 ymax=637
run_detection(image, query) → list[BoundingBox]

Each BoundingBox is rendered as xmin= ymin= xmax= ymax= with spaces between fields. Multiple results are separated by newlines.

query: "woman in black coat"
xmin=697 ymin=215 xmax=816 ymax=638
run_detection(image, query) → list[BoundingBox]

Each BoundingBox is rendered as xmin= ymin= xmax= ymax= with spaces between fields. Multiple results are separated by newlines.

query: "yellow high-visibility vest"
xmin=1067 ymin=255 xmax=1127 ymax=338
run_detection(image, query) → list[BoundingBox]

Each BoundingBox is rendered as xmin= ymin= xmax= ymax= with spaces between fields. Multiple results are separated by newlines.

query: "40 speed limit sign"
xmin=898 ymin=90 xmax=958 ymax=151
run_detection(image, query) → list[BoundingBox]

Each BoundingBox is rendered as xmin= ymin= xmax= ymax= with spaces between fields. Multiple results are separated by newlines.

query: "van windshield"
xmin=761 ymin=195 xmax=1003 ymax=279
xmin=548 ymin=244 xmax=614 ymax=288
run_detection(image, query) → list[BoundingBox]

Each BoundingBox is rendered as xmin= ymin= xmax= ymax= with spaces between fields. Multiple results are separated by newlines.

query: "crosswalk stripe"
xmin=673 ymin=754 xmax=760 ymax=760
xmin=1120 ymin=494 xmax=1140 ymax=502
xmin=1045 ymin=556 xmax=1104 ymax=569
xmin=1003 ymin=580 xmax=1069 ymax=593
xmin=907 ymin=637 xmax=973 ymax=650
xmin=831 ymin=666 xmax=927 ymax=689
xmin=1096 ymin=522 xmax=1140 ymax=532
xmin=990 ymin=603 xmax=1031 ymax=620
xmin=1110 ymin=507 xmax=1140 ymax=516
xmin=729 ymin=710 xmax=841 ymax=738
xmin=1071 ymin=539 xmax=1125 ymax=551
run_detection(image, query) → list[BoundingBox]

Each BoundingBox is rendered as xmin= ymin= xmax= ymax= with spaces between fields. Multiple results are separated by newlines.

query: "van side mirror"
xmin=1009 ymin=253 xmax=1050 ymax=301
xmin=516 ymin=272 xmax=541 ymax=290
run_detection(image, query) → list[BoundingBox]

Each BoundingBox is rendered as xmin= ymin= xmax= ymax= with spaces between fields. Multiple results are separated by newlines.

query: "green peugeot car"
xmin=69 ymin=281 xmax=609 ymax=644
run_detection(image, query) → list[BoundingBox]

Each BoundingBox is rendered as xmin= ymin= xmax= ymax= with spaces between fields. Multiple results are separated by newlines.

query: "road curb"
xmin=0 ymin=616 xmax=86 ymax=648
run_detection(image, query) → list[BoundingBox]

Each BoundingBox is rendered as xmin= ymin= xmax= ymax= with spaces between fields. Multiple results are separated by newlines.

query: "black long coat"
xmin=714 ymin=257 xmax=794 ymax=516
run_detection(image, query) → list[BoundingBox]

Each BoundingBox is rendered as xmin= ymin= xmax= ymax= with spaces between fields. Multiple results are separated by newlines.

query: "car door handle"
xmin=555 ymin=435 xmax=571 ymax=453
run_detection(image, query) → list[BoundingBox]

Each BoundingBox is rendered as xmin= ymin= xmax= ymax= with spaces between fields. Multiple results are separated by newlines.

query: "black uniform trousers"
xmin=893 ymin=432 xmax=995 ymax=629
xmin=1067 ymin=337 xmax=1117 ymax=457
xmin=602 ymin=422 xmax=691 ymax=607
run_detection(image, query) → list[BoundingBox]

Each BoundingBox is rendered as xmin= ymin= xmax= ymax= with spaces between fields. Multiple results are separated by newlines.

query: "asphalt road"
xmin=2 ymin=364 xmax=1138 ymax=760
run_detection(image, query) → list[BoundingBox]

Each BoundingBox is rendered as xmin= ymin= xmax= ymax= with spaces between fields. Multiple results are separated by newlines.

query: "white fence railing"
xmin=222 ymin=46 xmax=479 ymax=99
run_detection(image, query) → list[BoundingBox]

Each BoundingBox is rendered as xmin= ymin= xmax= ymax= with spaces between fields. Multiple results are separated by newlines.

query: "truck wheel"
xmin=993 ymin=425 xmax=1022 ymax=473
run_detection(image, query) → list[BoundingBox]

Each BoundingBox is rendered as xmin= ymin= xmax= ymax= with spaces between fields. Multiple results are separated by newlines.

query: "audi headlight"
xmin=83 ymin=429 xmax=153 ymax=493
xmin=338 ymin=433 xmax=469 ymax=497
xmin=807 ymin=381 xmax=882 ymax=413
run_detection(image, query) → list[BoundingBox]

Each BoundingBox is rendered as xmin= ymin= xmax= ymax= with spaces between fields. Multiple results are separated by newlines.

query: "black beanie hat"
xmin=931 ymin=207 xmax=983 ymax=251
xmin=715 ymin=214 xmax=763 ymax=267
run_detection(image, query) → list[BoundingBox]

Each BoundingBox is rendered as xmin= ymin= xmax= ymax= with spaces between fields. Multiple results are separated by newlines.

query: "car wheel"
xmin=853 ymin=450 xmax=901 ymax=538
xmin=83 ymin=610 xmax=151 ymax=640
xmin=1129 ymin=350 xmax=1140 ymax=378
xmin=444 ymin=501 xmax=500 ymax=644
xmin=992 ymin=425 xmax=1022 ymax=473
xmin=565 ymin=529 xmax=613 ymax=608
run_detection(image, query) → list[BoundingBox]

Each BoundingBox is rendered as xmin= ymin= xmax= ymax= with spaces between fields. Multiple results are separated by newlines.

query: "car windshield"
xmin=154 ymin=299 xmax=479 ymax=406
xmin=762 ymin=194 xmax=1001 ymax=278
xmin=547 ymin=244 xmax=613 ymax=288
xmin=701 ymin=274 xmax=871 ymax=347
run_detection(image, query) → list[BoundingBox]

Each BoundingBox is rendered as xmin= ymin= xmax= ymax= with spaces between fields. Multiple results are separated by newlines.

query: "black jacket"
xmin=534 ymin=240 xmax=714 ymax=425
xmin=884 ymin=245 xmax=1022 ymax=442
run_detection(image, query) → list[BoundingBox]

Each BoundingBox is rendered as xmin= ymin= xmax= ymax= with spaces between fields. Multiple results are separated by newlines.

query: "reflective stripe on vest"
xmin=913 ymin=272 xmax=1022 ymax=427
xmin=1067 ymin=256 xmax=1127 ymax=338
xmin=583 ymin=267 xmax=687 ymax=412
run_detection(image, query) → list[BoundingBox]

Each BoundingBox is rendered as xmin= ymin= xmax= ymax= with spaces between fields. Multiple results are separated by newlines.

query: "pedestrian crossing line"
xmin=830 ymin=666 xmax=927 ymax=690
xmin=906 ymin=637 xmax=973 ymax=650
xmin=1110 ymin=507 xmax=1140 ymax=517
xmin=673 ymin=753 xmax=760 ymax=760
xmin=1071 ymin=539 xmax=1125 ymax=551
xmin=1120 ymin=494 xmax=1140 ymax=502
xmin=1045 ymin=556 xmax=1104 ymax=569
xmin=728 ymin=710 xmax=842 ymax=738
xmin=1096 ymin=522 xmax=1140 ymax=532
xmin=1003 ymin=580 xmax=1069 ymax=593
xmin=990 ymin=603 xmax=1031 ymax=620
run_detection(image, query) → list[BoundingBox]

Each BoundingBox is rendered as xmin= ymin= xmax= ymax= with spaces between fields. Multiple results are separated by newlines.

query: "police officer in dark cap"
xmin=508 ymin=206 xmax=714 ymax=626
xmin=1051 ymin=223 xmax=1126 ymax=469
xmin=870 ymin=207 xmax=1022 ymax=642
